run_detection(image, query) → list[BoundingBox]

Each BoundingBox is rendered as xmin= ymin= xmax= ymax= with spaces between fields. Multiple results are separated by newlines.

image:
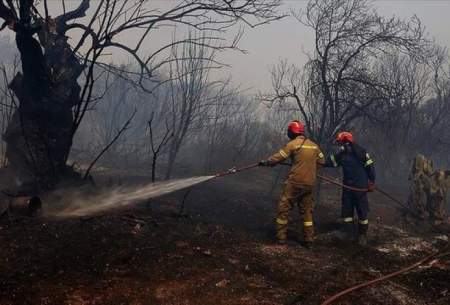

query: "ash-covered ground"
xmin=0 ymin=169 xmax=449 ymax=305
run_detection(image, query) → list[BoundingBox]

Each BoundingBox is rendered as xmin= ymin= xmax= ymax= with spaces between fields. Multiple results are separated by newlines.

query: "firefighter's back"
xmin=287 ymin=137 xmax=323 ymax=186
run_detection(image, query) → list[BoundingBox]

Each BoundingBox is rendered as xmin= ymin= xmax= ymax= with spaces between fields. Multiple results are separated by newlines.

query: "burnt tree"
xmin=0 ymin=0 xmax=282 ymax=194
xmin=261 ymin=0 xmax=428 ymax=146
xmin=1 ymin=1 xmax=90 ymax=193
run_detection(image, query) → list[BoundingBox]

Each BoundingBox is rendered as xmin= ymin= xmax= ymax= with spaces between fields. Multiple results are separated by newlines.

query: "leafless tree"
xmin=417 ymin=47 xmax=450 ymax=167
xmin=226 ymin=98 xmax=264 ymax=162
xmin=148 ymin=112 xmax=172 ymax=183
xmin=0 ymin=0 xmax=282 ymax=194
xmin=347 ymin=42 xmax=450 ymax=180
xmin=426 ymin=46 xmax=450 ymax=137
xmin=164 ymin=32 xmax=226 ymax=179
xmin=84 ymin=67 xmax=147 ymax=166
xmin=357 ymin=51 xmax=434 ymax=179
xmin=200 ymin=81 xmax=247 ymax=173
xmin=0 ymin=59 xmax=18 ymax=167
xmin=83 ymin=108 xmax=137 ymax=180
xmin=261 ymin=0 xmax=428 ymax=147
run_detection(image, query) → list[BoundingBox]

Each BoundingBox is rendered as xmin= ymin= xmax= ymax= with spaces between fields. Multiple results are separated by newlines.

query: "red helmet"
xmin=288 ymin=120 xmax=305 ymax=135
xmin=336 ymin=131 xmax=354 ymax=143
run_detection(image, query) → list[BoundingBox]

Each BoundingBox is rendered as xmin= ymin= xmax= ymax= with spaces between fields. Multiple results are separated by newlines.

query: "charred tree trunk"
xmin=1 ymin=2 xmax=88 ymax=195
xmin=0 ymin=0 xmax=281 ymax=194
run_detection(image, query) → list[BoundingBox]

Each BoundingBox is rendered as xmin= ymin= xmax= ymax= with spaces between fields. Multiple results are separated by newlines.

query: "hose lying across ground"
xmin=320 ymin=243 xmax=450 ymax=305
xmin=316 ymin=174 xmax=450 ymax=305
xmin=241 ymin=163 xmax=448 ymax=305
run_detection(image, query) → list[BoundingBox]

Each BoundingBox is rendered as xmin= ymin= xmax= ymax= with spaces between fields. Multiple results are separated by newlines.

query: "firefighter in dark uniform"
xmin=259 ymin=121 xmax=325 ymax=248
xmin=325 ymin=132 xmax=376 ymax=245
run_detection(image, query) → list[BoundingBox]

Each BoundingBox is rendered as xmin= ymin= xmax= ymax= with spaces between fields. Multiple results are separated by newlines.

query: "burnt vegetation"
xmin=0 ymin=0 xmax=282 ymax=194
xmin=0 ymin=1 xmax=449 ymax=305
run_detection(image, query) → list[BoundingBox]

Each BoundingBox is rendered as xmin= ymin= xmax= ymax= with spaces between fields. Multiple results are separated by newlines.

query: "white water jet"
xmin=54 ymin=176 xmax=215 ymax=217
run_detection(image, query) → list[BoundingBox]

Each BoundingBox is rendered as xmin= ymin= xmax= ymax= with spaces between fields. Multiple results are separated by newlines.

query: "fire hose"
xmin=316 ymin=173 xmax=409 ymax=211
xmin=215 ymin=162 xmax=408 ymax=211
xmin=214 ymin=162 xmax=450 ymax=305
xmin=214 ymin=163 xmax=260 ymax=178
xmin=319 ymin=243 xmax=450 ymax=305
xmin=313 ymin=173 xmax=449 ymax=305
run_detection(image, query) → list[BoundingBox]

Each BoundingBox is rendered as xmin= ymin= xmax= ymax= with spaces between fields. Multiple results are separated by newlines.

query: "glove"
xmin=368 ymin=181 xmax=375 ymax=192
xmin=258 ymin=160 xmax=270 ymax=167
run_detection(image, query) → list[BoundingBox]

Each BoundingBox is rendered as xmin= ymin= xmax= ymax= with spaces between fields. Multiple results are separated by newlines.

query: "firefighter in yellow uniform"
xmin=259 ymin=121 xmax=325 ymax=248
xmin=421 ymin=169 xmax=449 ymax=225
xmin=406 ymin=155 xmax=434 ymax=220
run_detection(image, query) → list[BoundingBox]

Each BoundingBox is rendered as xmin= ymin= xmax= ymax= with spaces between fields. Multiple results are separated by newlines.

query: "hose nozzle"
xmin=214 ymin=163 xmax=259 ymax=178
xmin=226 ymin=167 xmax=237 ymax=174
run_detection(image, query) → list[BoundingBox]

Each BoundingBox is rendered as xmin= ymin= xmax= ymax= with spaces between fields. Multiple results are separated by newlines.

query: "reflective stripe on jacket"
xmin=268 ymin=136 xmax=325 ymax=186
xmin=325 ymin=142 xmax=375 ymax=189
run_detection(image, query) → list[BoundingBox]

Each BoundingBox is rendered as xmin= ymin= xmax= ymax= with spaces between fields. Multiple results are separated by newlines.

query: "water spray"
xmin=52 ymin=160 xmax=407 ymax=218
xmin=54 ymin=164 xmax=260 ymax=217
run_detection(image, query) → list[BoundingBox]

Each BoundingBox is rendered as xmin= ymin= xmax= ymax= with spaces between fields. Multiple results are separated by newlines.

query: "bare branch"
xmin=55 ymin=0 xmax=90 ymax=30
xmin=83 ymin=108 xmax=137 ymax=180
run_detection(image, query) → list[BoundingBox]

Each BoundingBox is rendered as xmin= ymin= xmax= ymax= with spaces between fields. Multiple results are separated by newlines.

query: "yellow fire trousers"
xmin=275 ymin=183 xmax=314 ymax=242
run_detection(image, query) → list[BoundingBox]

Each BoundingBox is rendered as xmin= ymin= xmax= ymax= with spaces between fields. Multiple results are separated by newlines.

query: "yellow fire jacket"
xmin=268 ymin=136 xmax=325 ymax=186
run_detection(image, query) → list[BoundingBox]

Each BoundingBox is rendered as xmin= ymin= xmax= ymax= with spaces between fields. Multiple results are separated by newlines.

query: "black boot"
xmin=358 ymin=223 xmax=368 ymax=246
xmin=303 ymin=240 xmax=314 ymax=249
xmin=342 ymin=222 xmax=355 ymax=241
xmin=358 ymin=234 xmax=368 ymax=246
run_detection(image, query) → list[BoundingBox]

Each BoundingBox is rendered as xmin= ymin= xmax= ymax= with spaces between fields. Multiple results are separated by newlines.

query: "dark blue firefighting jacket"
xmin=325 ymin=143 xmax=376 ymax=189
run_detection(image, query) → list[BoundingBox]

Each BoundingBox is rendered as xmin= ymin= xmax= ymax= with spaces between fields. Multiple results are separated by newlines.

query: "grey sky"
xmin=4 ymin=1 xmax=450 ymax=95
xmin=218 ymin=0 xmax=450 ymax=94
